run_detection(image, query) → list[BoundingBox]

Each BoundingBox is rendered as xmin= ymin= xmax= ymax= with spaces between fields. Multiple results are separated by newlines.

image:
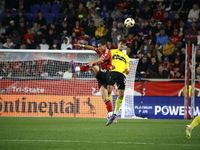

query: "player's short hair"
xmin=118 ymin=39 xmax=126 ymax=44
xmin=98 ymin=39 xmax=107 ymax=45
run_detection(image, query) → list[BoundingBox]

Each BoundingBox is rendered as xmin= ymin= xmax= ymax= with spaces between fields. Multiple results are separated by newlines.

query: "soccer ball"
xmin=124 ymin=18 xmax=135 ymax=28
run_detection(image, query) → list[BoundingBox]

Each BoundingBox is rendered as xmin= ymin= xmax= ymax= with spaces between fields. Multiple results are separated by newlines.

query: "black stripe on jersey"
xmin=112 ymin=55 xmax=126 ymax=63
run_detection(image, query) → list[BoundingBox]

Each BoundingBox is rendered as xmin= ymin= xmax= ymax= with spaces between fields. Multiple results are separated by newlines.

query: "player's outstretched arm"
xmin=74 ymin=43 xmax=95 ymax=50
xmin=88 ymin=57 xmax=105 ymax=67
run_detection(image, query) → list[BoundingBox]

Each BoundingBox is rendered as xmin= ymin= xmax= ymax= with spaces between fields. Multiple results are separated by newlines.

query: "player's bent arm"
xmin=74 ymin=43 xmax=95 ymax=50
xmin=88 ymin=57 xmax=105 ymax=67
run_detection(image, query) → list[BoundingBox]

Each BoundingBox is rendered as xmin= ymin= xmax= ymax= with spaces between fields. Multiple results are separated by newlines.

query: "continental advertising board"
xmin=0 ymin=95 xmax=106 ymax=118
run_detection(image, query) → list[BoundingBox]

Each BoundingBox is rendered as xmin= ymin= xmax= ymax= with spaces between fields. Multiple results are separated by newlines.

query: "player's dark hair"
xmin=98 ymin=39 xmax=107 ymax=45
xmin=118 ymin=39 xmax=126 ymax=44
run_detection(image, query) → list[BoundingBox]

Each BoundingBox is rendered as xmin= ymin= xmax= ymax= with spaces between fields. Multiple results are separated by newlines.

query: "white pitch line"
xmin=0 ymin=139 xmax=200 ymax=147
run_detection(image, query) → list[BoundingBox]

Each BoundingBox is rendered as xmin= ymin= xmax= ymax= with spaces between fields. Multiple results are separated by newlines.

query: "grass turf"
xmin=0 ymin=117 xmax=199 ymax=150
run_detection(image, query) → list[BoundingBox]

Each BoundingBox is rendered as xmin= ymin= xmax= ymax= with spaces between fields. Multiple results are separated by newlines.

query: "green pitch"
xmin=0 ymin=117 xmax=199 ymax=150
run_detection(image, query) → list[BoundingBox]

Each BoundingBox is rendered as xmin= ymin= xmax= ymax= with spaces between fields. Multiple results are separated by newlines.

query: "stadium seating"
xmin=30 ymin=4 xmax=40 ymax=14
xmin=40 ymin=4 xmax=51 ymax=14
xmin=24 ymin=13 xmax=33 ymax=21
xmin=12 ymin=12 xmax=18 ymax=18
xmin=44 ymin=13 xmax=55 ymax=24
xmin=54 ymin=13 xmax=62 ymax=24
xmin=0 ymin=12 xmax=7 ymax=21
xmin=51 ymin=4 xmax=61 ymax=14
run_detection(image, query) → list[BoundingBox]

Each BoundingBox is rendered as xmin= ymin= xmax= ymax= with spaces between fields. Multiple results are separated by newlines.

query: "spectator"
xmin=59 ymin=21 xmax=72 ymax=38
xmin=24 ymin=28 xmax=35 ymax=44
xmin=164 ymin=21 xmax=174 ymax=36
xmin=146 ymin=29 xmax=156 ymax=46
xmin=94 ymin=0 xmax=102 ymax=13
xmin=153 ymin=5 xmax=165 ymax=22
xmin=17 ymin=20 xmax=27 ymax=36
xmin=46 ymin=28 xmax=57 ymax=45
xmin=69 ymin=32 xmax=78 ymax=49
xmin=150 ymin=0 xmax=159 ymax=11
xmin=126 ymin=33 xmax=134 ymax=47
xmin=34 ymin=29 xmax=45 ymax=45
xmin=144 ymin=68 xmax=155 ymax=78
xmin=153 ymin=22 xmax=163 ymax=36
xmin=141 ymin=5 xmax=153 ymax=20
xmin=31 ymin=22 xmax=40 ymax=35
xmin=172 ymin=13 xmax=181 ymax=28
xmin=156 ymin=50 xmax=165 ymax=64
xmin=95 ymin=20 xmax=107 ymax=40
xmin=2 ymin=12 xmax=13 ymax=28
xmin=175 ymin=70 xmax=185 ymax=79
xmin=62 ymin=2 xmax=77 ymax=19
xmin=121 ymin=7 xmax=129 ymax=19
xmin=76 ymin=3 xmax=88 ymax=19
xmin=105 ymin=0 xmax=116 ymax=11
xmin=100 ymin=5 xmax=109 ymax=19
xmin=6 ymin=20 xmax=17 ymax=36
xmin=168 ymin=69 xmax=176 ymax=79
xmin=188 ymin=21 xmax=198 ymax=30
xmin=162 ymin=38 xmax=175 ymax=60
xmin=187 ymin=4 xmax=200 ymax=22
xmin=59 ymin=14 xmax=74 ymax=27
xmin=61 ymin=37 xmax=72 ymax=50
xmin=178 ymin=20 xmax=187 ymax=37
xmin=139 ymin=38 xmax=153 ymax=55
xmin=171 ymin=0 xmax=183 ymax=14
xmin=14 ymin=10 xmax=29 ymax=26
xmin=101 ymin=30 xmax=112 ymax=42
xmin=196 ymin=49 xmax=200 ymax=64
xmin=84 ymin=20 xmax=96 ymax=38
xmin=195 ymin=66 xmax=200 ymax=79
xmin=147 ymin=56 xmax=159 ymax=74
xmin=86 ymin=0 xmax=96 ymax=11
xmin=117 ymin=0 xmax=128 ymax=10
xmin=72 ymin=20 xmax=83 ymax=36
xmin=103 ymin=12 xmax=113 ymax=28
xmin=137 ymin=56 xmax=149 ymax=77
xmin=0 ymin=65 xmax=8 ymax=77
xmin=171 ymin=58 xmax=184 ymax=73
xmin=156 ymin=29 xmax=168 ymax=46
xmin=131 ymin=40 xmax=142 ymax=57
xmin=153 ymin=43 xmax=163 ymax=57
xmin=161 ymin=57 xmax=171 ymax=71
xmin=50 ymin=39 xmax=61 ymax=50
xmin=11 ymin=30 xmax=21 ymax=48
xmin=133 ymin=8 xmax=142 ymax=22
xmin=109 ymin=20 xmax=118 ymax=38
xmin=111 ymin=6 xmax=122 ymax=20
xmin=26 ymin=38 xmax=36 ymax=49
xmin=107 ymin=41 xmax=115 ymax=50
xmin=39 ymin=38 xmax=49 ymax=50
xmin=92 ymin=13 xmax=102 ymax=27
xmin=161 ymin=12 xmax=171 ymax=27
xmin=112 ymin=29 xmax=125 ymax=47
xmin=155 ymin=65 xmax=169 ymax=78
xmin=80 ymin=17 xmax=89 ymax=29
xmin=170 ymin=29 xmax=182 ymax=46
xmin=2 ymin=36 xmax=14 ymax=49
xmin=35 ymin=12 xmax=46 ymax=27
xmin=89 ymin=37 xmax=98 ymax=47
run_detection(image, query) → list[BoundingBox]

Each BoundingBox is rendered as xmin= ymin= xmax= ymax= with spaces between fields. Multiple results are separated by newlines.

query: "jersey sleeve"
xmin=101 ymin=49 xmax=111 ymax=60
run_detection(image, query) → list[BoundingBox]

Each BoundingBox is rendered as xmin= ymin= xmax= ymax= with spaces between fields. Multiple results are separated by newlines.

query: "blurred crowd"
xmin=0 ymin=0 xmax=200 ymax=79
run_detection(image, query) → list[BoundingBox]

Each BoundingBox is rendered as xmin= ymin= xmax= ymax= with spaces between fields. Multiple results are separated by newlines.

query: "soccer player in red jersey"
xmin=72 ymin=39 xmax=114 ymax=121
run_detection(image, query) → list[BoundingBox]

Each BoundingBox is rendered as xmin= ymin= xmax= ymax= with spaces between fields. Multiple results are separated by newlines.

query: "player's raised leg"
xmin=186 ymin=115 xmax=200 ymax=139
xmin=69 ymin=60 xmax=91 ymax=73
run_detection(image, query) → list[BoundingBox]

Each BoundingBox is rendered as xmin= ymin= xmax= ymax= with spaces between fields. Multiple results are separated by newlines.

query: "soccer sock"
xmin=105 ymin=100 xmax=112 ymax=112
xmin=114 ymin=97 xmax=123 ymax=114
xmin=80 ymin=66 xmax=90 ymax=72
xmin=190 ymin=115 xmax=200 ymax=128
xmin=108 ymin=94 xmax=112 ymax=102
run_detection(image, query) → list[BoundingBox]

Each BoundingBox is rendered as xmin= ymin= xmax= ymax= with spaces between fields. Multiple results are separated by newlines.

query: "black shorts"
xmin=108 ymin=71 xmax=126 ymax=90
xmin=96 ymin=68 xmax=110 ymax=89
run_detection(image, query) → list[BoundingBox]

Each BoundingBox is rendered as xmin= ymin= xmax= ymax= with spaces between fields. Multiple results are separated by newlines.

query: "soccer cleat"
xmin=186 ymin=125 xmax=192 ymax=139
xmin=106 ymin=114 xmax=116 ymax=126
xmin=107 ymin=113 xmax=117 ymax=124
xmin=70 ymin=60 xmax=75 ymax=73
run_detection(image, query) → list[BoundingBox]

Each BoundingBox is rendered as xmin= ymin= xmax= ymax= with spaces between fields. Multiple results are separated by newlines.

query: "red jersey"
xmin=95 ymin=48 xmax=112 ymax=70
xmin=169 ymin=35 xmax=182 ymax=45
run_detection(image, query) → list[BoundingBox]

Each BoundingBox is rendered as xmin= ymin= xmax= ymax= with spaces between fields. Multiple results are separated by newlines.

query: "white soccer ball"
xmin=124 ymin=18 xmax=135 ymax=28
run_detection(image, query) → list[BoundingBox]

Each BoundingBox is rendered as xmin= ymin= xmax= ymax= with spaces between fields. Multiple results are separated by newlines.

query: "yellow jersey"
xmin=110 ymin=49 xmax=130 ymax=76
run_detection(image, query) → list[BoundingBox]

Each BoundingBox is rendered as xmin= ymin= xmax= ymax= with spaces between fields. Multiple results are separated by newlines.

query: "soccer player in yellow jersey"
xmin=186 ymin=115 xmax=200 ymax=139
xmin=106 ymin=39 xmax=130 ymax=126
